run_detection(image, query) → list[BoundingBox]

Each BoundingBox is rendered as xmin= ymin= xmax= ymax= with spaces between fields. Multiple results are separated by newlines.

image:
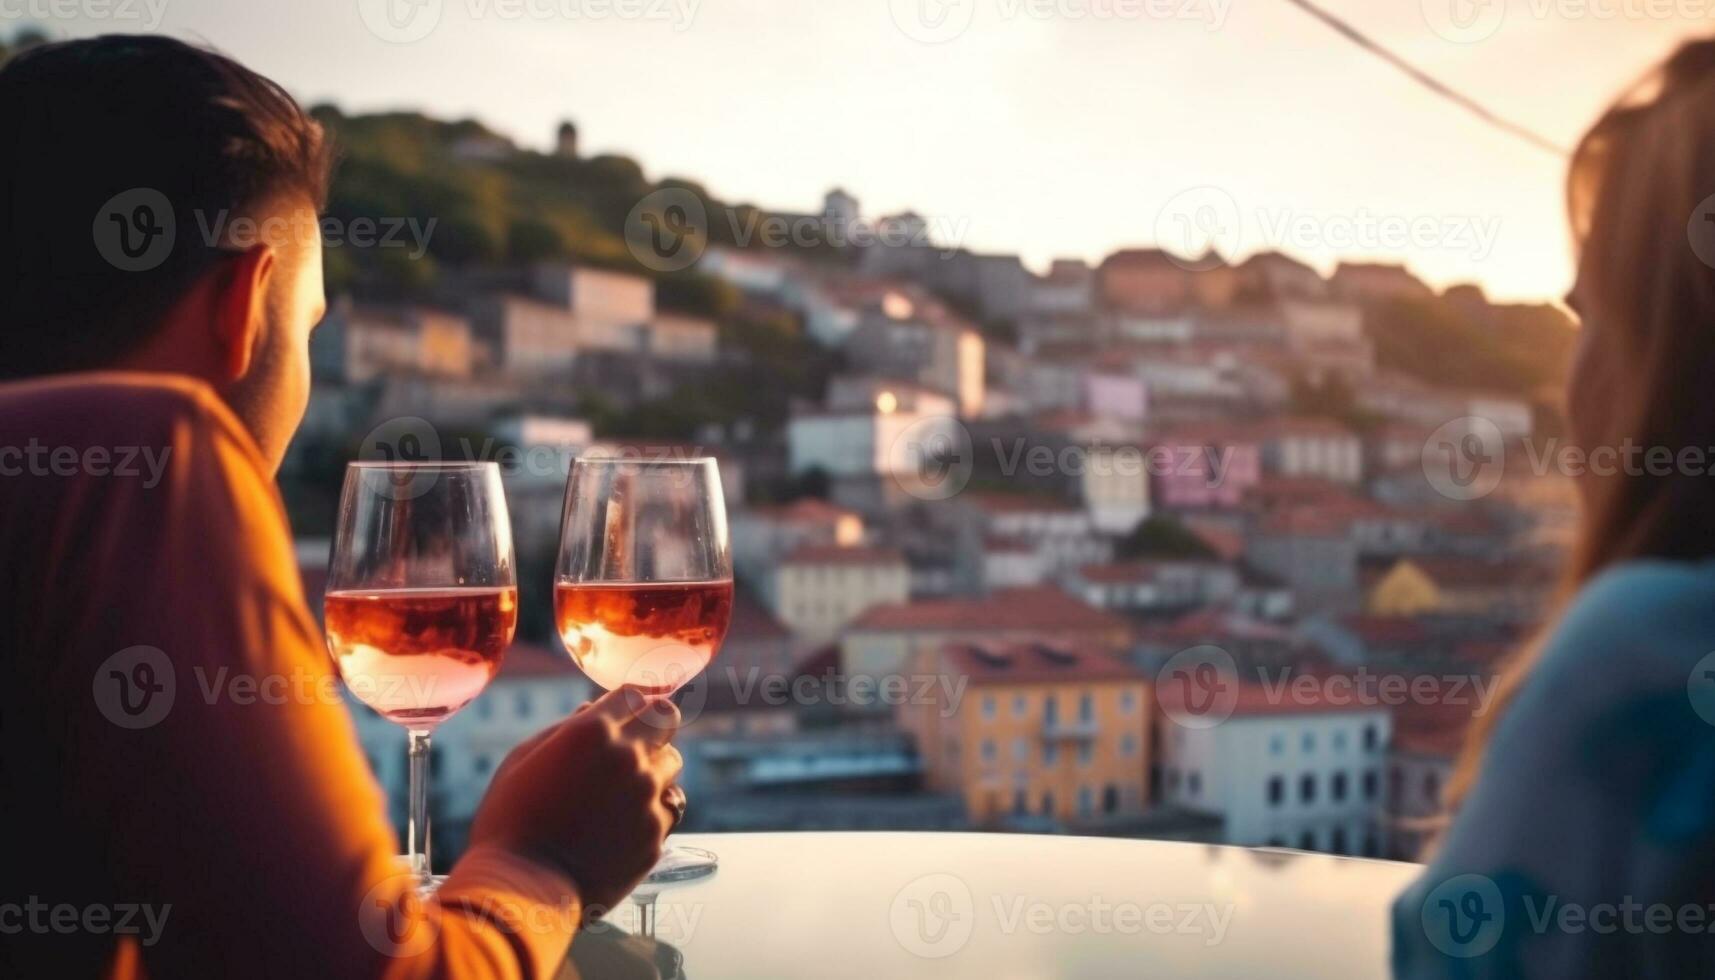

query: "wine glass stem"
xmin=407 ymin=729 xmax=432 ymax=887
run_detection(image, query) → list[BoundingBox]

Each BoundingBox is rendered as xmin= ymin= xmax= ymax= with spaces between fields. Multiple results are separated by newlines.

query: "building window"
xmin=1121 ymin=733 xmax=1138 ymax=757
xmin=1043 ymin=742 xmax=1060 ymax=767
xmin=1363 ymin=834 xmax=1380 ymax=857
xmin=1331 ymin=827 xmax=1349 ymax=855
xmin=1269 ymin=734 xmax=1284 ymax=756
xmin=1332 ymin=772 xmax=1349 ymax=803
xmin=1042 ymin=791 xmax=1055 ymax=817
xmin=1013 ymin=738 xmax=1029 ymax=763
xmin=1187 ymin=772 xmax=1202 ymax=797
xmin=1045 ymin=696 xmax=1059 ymax=725
xmin=1077 ymin=742 xmax=1093 ymax=767
xmin=1013 ymin=790 xmax=1028 ymax=816
xmin=1268 ymin=776 xmax=1284 ymax=807
xmin=1333 ymin=731 xmax=1348 ymax=751
xmin=515 ymin=690 xmax=531 ymax=718
xmin=1167 ymin=769 xmax=1181 ymax=792
xmin=1362 ymin=770 xmax=1378 ymax=801
xmin=982 ymin=739 xmax=996 ymax=763
xmin=475 ymin=755 xmax=492 ymax=776
xmin=1363 ymin=724 xmax=1378 ymax=751
xmin=1079 ymin=692 xmax=1094 ymax=722
xmin=1300 ymin=773 xmax=1317 ymax=804
xmin=1103 ymin=785 xmax=1120 ymax=814
xmin=1301 ymin=732 xmax=1316 ymax=753
xmin=1014 ymin=694 xmax=1028 ymax=718
xmin=1078 ymin=787 xmax=1094 ymax=817
xmin=1120 ymin=690 xmax=1136 ymax=714
xmin=1299 ymin=830 xmax=1318 ymax=851
xmin=982 ymin=695 xmax=996 ymax=720
xmin=1424 ymin=771 xmax=1442 ymax=805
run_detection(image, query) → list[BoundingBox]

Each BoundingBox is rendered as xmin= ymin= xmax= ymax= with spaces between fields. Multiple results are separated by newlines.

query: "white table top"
xmin=561 ymin=832 xmax=1422 ymax=979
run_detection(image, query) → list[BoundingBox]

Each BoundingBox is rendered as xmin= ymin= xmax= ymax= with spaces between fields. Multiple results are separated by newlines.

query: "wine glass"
xmin=325 ymin=462 xmax=518 ymax=893
xmin=554 ymin=455 xmax=733 ymax=886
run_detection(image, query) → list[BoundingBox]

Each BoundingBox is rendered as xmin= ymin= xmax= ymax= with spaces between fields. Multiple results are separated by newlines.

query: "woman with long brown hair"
xmin=1394 ymin=37 xmax=1715 ymax=978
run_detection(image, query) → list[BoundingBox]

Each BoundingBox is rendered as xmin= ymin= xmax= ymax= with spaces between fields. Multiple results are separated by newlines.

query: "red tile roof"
xmin=850 ymin=586 xmax=1130 ymax=635
xmin=1391 ymin=697 xmax=1485 ymax=758
xmin=1398 ymin=556 xmax=1554 ymax=588
xmin=1181 ymin=517 xmax=1246 ymax=561
xmin=728 ymin=588 xmax=790 ymax=642
xmin=940 ymin=641 xmax=1147 ymax=686
xmin=1255 ymin=508 xmax=1356 ymax=537
xmin=1337 ymin=615 xmax=1433 ymax=646
xmin=1158 ymin=681 xmax=1390 ymax=719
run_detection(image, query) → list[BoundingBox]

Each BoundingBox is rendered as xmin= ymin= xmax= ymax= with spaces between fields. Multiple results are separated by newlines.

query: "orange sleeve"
xmin=9 ymin=377 xmax=578 ymax=979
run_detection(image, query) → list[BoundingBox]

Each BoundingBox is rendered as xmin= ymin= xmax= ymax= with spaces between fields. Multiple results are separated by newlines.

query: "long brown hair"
xmin=1451 ymin=37 xmax=1715 ymax=805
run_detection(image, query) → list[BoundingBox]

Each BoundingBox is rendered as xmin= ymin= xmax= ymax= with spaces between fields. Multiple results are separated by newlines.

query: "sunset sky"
xmin=21 ymin=1 xmax=1711 ymax=301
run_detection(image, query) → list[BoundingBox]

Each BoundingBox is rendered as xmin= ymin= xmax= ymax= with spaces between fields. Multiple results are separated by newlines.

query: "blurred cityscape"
xmin=278 ymin=108 xmax=1580 ymax=869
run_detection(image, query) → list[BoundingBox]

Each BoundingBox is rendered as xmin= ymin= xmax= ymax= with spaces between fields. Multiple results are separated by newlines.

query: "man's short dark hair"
xmin=0 ymin=35 xmax=333 ymax=379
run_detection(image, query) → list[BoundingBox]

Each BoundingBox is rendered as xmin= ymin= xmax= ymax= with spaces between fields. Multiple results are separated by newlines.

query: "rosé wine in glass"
xmin=326 ymin=585 xmax=517 ymax=727
xmin=553 ymin=580 xmax=732 ymax=694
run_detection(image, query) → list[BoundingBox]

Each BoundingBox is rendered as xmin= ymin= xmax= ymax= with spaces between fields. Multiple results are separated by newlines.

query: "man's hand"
xmin=467 ymin=687 xmax=683 ymax=913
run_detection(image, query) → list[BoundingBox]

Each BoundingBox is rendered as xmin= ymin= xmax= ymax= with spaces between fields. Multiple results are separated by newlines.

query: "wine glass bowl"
xmin=553 ymin=580 xmax=733 ymax=695
xmin=325 ymin=461 xmax=517 ymax=890
xmin=555 ymin=455 xmax=733 ymax=886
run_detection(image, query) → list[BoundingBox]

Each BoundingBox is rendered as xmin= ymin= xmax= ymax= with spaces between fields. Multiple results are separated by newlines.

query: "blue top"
xmin=1392 ymin=561 xmax=1715 ymax=978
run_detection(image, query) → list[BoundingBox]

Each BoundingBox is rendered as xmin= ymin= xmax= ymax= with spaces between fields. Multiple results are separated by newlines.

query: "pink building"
xmin=1085 ymin=371 xmax=1148 ymax=423
xmin=1151 ymin=423 xmax=1263 ymax=511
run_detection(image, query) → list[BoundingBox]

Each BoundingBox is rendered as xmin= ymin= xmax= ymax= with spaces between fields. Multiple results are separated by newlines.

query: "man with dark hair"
xmin=0 ymin=34 xmax=333 ymax=465
xmin=0 ymin=36 xmax=681 ymax=978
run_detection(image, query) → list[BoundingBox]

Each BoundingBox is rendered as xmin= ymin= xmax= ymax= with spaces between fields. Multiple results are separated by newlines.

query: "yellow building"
xmin=1367 ymin=556 xmax=1552 ymax=619
xmin=1367 ymin=559 xmax=1440 ymax=617
xmin=900 ymin=640 xmax=1151 ymax=827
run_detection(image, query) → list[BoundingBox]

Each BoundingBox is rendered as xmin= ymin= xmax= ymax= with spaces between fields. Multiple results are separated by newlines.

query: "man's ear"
xmin=210 ymin=244 xmax=277 ymax=382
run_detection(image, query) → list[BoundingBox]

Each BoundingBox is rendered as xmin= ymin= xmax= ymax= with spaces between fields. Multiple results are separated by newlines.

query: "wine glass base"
xmin=643 ymin=845 xmax=717 ymax=888
xmin=417 ymin=873 xmax=449 ymax=897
